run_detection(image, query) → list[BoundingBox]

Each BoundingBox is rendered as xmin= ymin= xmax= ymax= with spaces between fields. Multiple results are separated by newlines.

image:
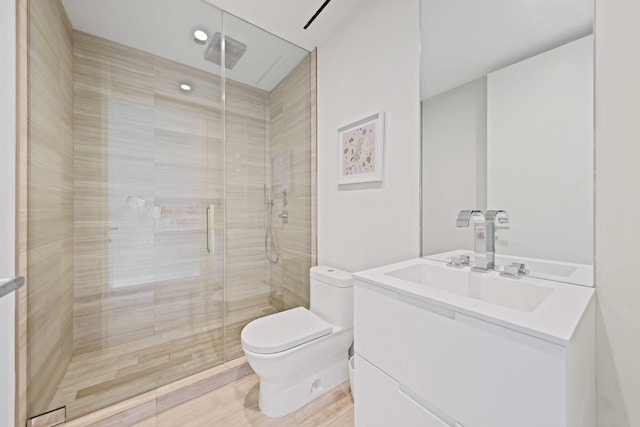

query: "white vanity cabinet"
xmin=353 ymin=280 xmax=595 ymax=427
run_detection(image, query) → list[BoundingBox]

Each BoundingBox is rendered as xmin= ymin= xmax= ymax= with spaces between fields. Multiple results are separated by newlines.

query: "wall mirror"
xmin=420 ymin=0 xmax=594 ymax=286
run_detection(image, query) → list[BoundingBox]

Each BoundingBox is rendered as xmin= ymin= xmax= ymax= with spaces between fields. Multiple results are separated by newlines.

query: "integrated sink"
xmin=355 ymin=257 xmax=595 ymax=345
xmin=384 ymin=263 xmax=553 ymax=312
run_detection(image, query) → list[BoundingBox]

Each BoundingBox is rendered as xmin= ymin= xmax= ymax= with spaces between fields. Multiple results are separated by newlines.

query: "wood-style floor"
xmin=62 ymin=365 xmax=355 ymax=427
xmin=153 ymin=373 xmax=354 ymax=427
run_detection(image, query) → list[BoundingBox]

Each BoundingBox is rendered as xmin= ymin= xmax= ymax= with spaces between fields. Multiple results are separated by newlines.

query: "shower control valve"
xmin=279 ymin=210 xmax=289 ymax=224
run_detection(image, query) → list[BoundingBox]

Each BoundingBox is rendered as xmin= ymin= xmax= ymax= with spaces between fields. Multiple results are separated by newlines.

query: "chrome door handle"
xmin=206 ymin=205 xmax=214 ymax=254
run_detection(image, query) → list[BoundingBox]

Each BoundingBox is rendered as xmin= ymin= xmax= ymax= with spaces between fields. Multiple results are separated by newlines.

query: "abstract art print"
xmin=337 ymin=112 xmax=385 ymax=184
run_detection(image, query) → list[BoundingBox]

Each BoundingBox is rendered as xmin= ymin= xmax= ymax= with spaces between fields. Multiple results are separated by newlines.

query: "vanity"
xmin=353 ymin=258 xmax=595 ymax=427
xmin=353 ymin=0 xmax=597 ymax=423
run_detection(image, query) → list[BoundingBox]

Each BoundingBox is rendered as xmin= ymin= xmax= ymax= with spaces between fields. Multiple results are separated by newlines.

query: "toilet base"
xmin=258 ymin=355 xmax=349 ymax=417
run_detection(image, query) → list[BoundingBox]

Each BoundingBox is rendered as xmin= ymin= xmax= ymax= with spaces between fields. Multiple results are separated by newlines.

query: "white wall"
xmin=595 ymin=0 xmax=640 ymax=424
xmin=487 ymin=36 xmax=594 ymax=265
xmin=317 ymin=0 xmax=420 ymax=273
xmin=0 ymin=0 xmax=17 ymax=425
xmin=422 ymin=77 xmax=487 ymax=256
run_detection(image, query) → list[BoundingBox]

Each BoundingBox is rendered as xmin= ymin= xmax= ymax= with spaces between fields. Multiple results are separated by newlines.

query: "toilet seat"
xmin=241 ymin=307 xmax=332 ymax=354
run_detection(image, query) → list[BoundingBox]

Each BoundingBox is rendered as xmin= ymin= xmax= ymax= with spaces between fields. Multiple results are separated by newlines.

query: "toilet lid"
xmin=241 ymin=307 xmax=332 ymax=354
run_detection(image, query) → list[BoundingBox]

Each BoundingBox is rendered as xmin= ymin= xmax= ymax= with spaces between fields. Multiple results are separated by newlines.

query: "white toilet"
xmin=241 ymin=266 xmax=353 ymax=417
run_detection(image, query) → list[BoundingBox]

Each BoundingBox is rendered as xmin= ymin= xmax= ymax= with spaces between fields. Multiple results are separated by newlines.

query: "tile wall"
xmin=27 ymin=0 xmax=74 ymax=417
xmin=268 ymin=57 xmax=313 ymax=311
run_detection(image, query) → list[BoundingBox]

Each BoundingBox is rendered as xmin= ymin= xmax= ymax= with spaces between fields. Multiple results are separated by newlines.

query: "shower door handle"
xmin=206 ymin=205 xmax=214 ymax=254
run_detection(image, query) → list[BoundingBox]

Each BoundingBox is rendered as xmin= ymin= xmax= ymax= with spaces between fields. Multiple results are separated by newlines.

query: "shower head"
xmin=204 ymin=32 xmax=247 ymax=70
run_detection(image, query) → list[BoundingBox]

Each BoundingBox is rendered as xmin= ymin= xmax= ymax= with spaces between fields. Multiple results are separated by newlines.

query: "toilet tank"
xmin=310 ymin=266 xmax=353 ymax=329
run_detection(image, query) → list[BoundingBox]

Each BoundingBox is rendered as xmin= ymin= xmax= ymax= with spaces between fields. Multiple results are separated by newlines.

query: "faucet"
xmin=456 ymin=209 xmax=509 ymax=272
xmin=456 ymin=210 xmax=487 ymax=270
xmin=483 ymin=210 xmax=510 ymax=271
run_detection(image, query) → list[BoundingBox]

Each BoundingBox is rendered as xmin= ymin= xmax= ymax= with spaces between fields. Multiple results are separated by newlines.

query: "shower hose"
xmin=265 ymin=197 xmax=279 ymax=264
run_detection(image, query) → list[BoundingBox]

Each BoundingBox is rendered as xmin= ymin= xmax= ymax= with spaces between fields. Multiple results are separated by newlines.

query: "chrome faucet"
xmin=483 ymin=210 xmax=510 ymax=271
xmin=456 ymin=209 xmax=509 ymax=272
xmin=456 ymin=210 xmax=487 ymax=270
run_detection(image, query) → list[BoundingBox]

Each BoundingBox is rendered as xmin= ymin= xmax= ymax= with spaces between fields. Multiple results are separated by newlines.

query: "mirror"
xmin=420 ymin=0 xmax=594 ymax=286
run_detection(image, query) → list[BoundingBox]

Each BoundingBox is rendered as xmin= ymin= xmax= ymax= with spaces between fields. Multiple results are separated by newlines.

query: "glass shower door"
xmin=27 ymin=0 xmax=227 ymax=420
xmin=26 ymin=0 xmax=313 ymax=421
xmin=221 ymin=12 xmax=313 ymax=359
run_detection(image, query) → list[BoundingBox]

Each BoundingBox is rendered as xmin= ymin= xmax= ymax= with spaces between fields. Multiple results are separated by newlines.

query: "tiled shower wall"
xmin=27 ymin=0 xmax=74 ymax=417
xmin=224 ymin=78 xmax=273 ymax=358
xmin=268 ymin=57 xmax=313 ymax=311
xmin=70 ymin=33 xmax=304 ymax=361
xmin=75 ymin=33 xmax=270 ymax=359
xmin=69 ymin=32 xmax=311 ymax=359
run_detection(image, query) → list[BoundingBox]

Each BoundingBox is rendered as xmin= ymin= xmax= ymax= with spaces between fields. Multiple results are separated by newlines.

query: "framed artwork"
xmin=337 ymin=112 xmax=385 ymax=184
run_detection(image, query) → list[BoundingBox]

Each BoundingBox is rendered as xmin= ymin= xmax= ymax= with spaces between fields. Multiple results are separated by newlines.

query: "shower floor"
xmin=49 ymin=304 xmax=277 ymax=419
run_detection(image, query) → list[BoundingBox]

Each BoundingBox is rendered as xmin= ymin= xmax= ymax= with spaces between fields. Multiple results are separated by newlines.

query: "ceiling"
xmin=61 ymin=0 xmax=592 ymax=99
xmin=61 ymin=0 xmax=324 ymax=91
xmin=421 ymin=0 xmax=594 ymax=99
xmin=203 ymin=0 xmax=364 ymax=51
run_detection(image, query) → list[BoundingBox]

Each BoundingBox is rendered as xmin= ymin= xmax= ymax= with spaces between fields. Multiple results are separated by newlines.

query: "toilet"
xmin=241 ymin=266 xmax=353 ymax=417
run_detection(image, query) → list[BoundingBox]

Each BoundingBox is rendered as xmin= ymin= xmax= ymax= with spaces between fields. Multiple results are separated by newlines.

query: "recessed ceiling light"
xmin=180 ymin=83 xmax=192 ymax=92
xmin=193 ymin=30 xmax=208 ymax=45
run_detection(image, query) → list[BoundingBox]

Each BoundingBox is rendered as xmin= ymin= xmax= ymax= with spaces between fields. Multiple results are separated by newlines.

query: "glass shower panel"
xmin=27 ymin=0 xmax=225 ymax=420
xmin=27 ymin=0 xmax=313 ymax=422
xmin=221 ymin=12 xmax=312 ymax=359
xmin=107 ymin=96 xmax=155 ymax=289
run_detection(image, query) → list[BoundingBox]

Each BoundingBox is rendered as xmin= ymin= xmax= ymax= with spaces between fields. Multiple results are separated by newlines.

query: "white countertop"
xmin=353 ymin=258 xmax=595 ymax=346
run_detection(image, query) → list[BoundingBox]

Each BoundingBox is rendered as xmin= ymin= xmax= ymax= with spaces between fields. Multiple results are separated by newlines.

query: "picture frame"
xmin=337 ymin=112 xmax=385 ymax=184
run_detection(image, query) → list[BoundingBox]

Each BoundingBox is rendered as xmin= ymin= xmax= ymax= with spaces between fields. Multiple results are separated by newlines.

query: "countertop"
xmin=354 ymin=258 xmax=595 ymax=346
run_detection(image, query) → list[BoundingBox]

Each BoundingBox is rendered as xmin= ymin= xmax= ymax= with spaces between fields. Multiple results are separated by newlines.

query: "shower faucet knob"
xmin=278 ymin=210 xmax=288 ymax=223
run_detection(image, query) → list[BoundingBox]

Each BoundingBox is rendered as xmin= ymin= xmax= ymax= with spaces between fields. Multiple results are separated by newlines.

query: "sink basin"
xmin=355 ymin=257 xmax=595 ymax=345
xmin=384 ymin=263 xmax=553 ymax=312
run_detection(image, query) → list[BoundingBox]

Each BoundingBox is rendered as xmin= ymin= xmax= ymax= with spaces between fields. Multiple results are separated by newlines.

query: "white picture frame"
xmin=337 ymin=112 xmax=385 ymax=184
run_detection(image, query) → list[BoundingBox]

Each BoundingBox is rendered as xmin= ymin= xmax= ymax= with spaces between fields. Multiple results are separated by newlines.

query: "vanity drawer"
xmin=354 ymin=282 xmax=567 ymax=427
xmin=355 ymin=355 xmax=449 ymax=427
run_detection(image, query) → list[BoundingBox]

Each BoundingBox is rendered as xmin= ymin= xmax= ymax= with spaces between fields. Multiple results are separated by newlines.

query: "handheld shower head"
xmin=263 ymin=183 xmax=279 ymax=263
xmin=264 ymin=184 xmax=272 ymax=205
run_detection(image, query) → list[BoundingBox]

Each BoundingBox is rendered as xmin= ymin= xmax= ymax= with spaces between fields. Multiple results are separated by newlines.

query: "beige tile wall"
xmin=224 ymin=79 xmax=272 ymax=358
xmin=268 ymin=56 xmax=313 ymax=311
xmin=72 ymin=31 xmax=156 ymax=355
xmin=27 ymin=0 xmax=74 ymax=418
xmin=71 ymin=31 xmax=231 ymax=353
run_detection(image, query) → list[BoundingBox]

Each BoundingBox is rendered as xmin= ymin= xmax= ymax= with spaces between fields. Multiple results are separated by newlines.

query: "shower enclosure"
xmin=26 ymin=0 xmax=313 ymax=421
